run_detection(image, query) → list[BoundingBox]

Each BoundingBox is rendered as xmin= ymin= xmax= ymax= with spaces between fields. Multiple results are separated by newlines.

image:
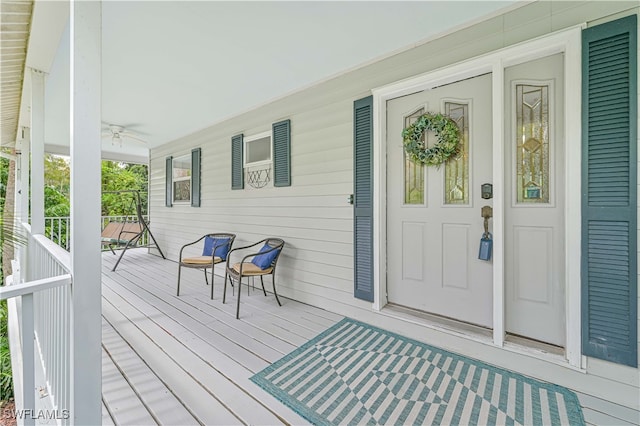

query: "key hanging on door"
xmin=478 ymin=206 xmax=493 ymax=261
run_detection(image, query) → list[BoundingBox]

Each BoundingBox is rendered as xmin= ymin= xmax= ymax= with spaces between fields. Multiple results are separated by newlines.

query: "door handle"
xmin=481 ymin=206 xmax=493 ymax=236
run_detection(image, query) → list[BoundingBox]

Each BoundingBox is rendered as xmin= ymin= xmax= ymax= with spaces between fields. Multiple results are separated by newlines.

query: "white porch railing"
xmin=2 ymin=223 xmax=72 ymax=426
xmin=45 ymin=215 xmax=149 ymax=250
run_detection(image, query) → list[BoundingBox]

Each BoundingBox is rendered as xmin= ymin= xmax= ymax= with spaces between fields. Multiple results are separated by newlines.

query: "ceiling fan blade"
xmin=121 ymin=132 xmax=147 ymax=144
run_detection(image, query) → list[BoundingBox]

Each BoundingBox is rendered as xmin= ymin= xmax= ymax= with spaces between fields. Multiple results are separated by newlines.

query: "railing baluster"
xmin=21 ymin=293 xmax=35 ymax=426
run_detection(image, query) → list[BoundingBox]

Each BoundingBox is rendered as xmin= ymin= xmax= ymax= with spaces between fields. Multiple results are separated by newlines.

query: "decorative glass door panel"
xmin=515 ymin=83 xmax=551 ymax=204
xmin=444 ymin=102 xmax=470 ymax=205
xmin=404 ymin=108 xmax=426 ymax=205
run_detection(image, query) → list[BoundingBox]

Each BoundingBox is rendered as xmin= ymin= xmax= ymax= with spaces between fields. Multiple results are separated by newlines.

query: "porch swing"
xmin=100 ymin=190 xmax=165 ymax=271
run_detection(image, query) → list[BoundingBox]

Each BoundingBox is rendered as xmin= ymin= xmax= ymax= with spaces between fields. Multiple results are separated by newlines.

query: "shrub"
xmin=0 ymin=300 xmax=12 ymax=400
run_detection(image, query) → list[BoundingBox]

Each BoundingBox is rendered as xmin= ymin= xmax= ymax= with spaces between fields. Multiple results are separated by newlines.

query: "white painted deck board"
xmin=117 ymin=251 xmax=338 ymax=343
xmin=102 ymin=298 xmax=243 ymax=425
xmin=103 ymin=277 xmax=271 ymax=373
xmin=581 ymin=407 xmax=636 ymax=426
xmin=577 ymin=392 xmax=640 ymax=426
xmin=103 ymin=286 xmax=277 ymax=425
xmin=101 ymin=401 xmax=115 ymax=426
xmin=102 ymin=345 xmax=157 ymax=425
xmin=110 ymin=266 xmax=296 ymax=363
xmin=102 ymin=249 xmax=637 ymax=425
xmin=102 ymin=318 xmax=198 ymax=425
xmin=102 ymin=249 xmax=318 ymax=425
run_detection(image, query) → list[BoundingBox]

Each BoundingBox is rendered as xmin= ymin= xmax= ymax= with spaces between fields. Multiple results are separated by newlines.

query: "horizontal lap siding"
xmin=148 ymin=0 xmax=640 ymax=408
xmin=150 ymin=96 xmax=358 ymax=307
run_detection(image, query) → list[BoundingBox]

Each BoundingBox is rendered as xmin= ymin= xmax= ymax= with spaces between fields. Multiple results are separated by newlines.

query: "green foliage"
xmin=101 ymin=161 xmax=148 ymax=216
xmin=44 ymin=154 xmax=70 ymax=196
xmin=0 ymin=301 xmax=12 ymax=401
xmin=1 ymin=157 xmax=10 ymax=283
xmin=0 ymin=158 xmax=13 ymax=400
xmin=44 ymin=186 xmax=71 ymax=248
xmin=41 ymin=156 xmax=149 ymax=217
xmin=44 ymin=186 xmax=69 ymax=213
xmin=0 ymin=158 xmax=8 ymax=208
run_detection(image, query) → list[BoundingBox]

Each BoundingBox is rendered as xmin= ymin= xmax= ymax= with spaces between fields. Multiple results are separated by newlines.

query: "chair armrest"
xmin=240 ymin=244 xmax=281 ymax=263
xmin=178 ymin=235 xmax=208 ymax=260
xmin=225 ymin=240 xmax=266 ymax=269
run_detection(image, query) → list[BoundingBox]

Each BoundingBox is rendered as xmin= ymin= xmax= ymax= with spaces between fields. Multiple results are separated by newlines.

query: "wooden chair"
xmin=177 ymin=233 xmax=236 ymax=299
xmin=223 ymin=238 xmax=285 ymax=319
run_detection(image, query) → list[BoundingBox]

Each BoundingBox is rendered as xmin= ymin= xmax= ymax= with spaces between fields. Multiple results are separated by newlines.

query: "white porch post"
xmin=69 ymin=1 xmax=102 ymax=424
xmin=17 ymin=129 xmax=30 ymax=225
xmin=17 ymin=129 xmax=30 ymax=280
xmin=30 ymin=70 xmax=45 ymax=236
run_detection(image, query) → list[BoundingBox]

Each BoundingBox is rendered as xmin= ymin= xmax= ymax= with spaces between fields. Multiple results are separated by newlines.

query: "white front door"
xmin=386 ymin=73 xmax=493 ymax=328
xmin=504 ymin=54 xmax=566 ymax=346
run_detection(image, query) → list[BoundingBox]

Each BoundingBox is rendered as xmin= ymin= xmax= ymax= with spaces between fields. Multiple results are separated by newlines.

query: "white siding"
xmin=149 ymin=0 xmax=640 ymax=413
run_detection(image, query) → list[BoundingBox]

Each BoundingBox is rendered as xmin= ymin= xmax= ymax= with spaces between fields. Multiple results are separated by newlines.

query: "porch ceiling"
xmin=2 ymin=1 xmax=521 ymax=162
xmin=0 ymin=0 xmax=32 ymax=150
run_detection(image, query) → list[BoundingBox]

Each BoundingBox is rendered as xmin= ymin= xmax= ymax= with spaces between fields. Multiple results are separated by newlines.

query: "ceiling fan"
xmin=101 ymin=124 xmax=147 ymax=147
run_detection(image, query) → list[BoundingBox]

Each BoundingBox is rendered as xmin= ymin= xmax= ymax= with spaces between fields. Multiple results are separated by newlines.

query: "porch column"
xmin=30 ymin=70 xmax=45 ymax=235
xmin=18 ymin=128 xmax=30 ymax=225
xmin=69 ymin=1 xmax=102 ymax=424
xmin=17 ymin=129 xmax=30 ymax=280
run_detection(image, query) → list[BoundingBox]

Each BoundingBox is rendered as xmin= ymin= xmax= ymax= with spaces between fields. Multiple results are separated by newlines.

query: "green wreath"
xmin=401 ymin=112 xmax=461 ymax=167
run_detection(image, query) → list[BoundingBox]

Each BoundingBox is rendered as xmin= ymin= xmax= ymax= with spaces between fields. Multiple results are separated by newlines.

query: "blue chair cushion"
xmin=202 ymin=237 xmax=231 ymax=260
xmin=251 ymin=243 xmax=280 ymax=270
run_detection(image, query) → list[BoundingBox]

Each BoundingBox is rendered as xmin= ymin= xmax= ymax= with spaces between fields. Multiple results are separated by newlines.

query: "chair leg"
xmin=272 ymin=273 xmax=282 ymax=307
xmin=223 ymin=271 xmax=228 ymax=304
xmin=260 ymin=276 xmax=267 ymax=296
xmin=236 ymin=277 xmax=242 ymax=319
xmin=177 ymin=264 xmax=182 ymax=296
xmin=204 ymin=269 xmax=209 ymax=285
xmin=210 ymin=268 xmax=215 ymax=300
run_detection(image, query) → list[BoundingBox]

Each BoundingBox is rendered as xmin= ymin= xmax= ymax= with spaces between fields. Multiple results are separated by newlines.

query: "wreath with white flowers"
xmin=402 ymin=112 xmax=461 ymax=167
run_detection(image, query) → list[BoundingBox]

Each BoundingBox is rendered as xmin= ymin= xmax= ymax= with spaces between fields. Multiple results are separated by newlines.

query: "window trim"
xmin=172 ymin=153 xmax=192 ymax=204
xmin=243 ymin=130 xmax=272 ymax=168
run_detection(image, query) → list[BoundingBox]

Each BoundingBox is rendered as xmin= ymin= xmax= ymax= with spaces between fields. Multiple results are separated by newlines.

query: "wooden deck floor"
xmin=101 ymin=249 xmax=342 ymax=425
xmin=101 ymin=250 xmax=638 ymax=426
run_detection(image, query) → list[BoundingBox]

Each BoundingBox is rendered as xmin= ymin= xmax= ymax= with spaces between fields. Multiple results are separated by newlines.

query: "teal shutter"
xmin=231 ymin=134 xmax=244 ymax=190
xmin=165 ymin=156 xmax=172 ymax=207
xmin=273 ymin=119 xmax=291 ymax=187
xmin=582 ymin=15 xmax=637 ymax=367
xmin=354 ymin=95 xmax=374 ymax=302
xmin=191 ymin=148 xmax=201 ymax=207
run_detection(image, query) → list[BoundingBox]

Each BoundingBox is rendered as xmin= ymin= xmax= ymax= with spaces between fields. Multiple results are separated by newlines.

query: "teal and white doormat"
xmin=251 ymin=318 xmax=584 ymax=425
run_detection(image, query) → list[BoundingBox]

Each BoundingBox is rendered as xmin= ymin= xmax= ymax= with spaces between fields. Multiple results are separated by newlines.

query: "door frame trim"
xmin=371 ymin=26 xmax=583 ymax=368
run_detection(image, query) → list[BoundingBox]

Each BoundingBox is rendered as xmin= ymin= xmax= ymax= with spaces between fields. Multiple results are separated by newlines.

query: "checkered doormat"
xmin=251 ymin=318 xmax=584 ymax=425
